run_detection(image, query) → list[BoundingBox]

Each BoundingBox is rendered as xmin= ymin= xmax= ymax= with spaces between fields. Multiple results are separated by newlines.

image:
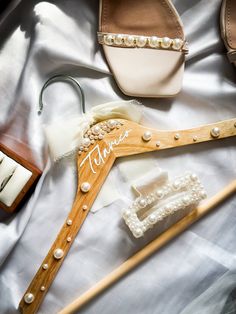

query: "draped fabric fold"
xmin=44 ymin=100 xmax=143 ymax=161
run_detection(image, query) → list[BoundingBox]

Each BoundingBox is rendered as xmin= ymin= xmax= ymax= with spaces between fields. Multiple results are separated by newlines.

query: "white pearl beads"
xmin=173 ymin=180 xmax=180 ymax=190
xmin=92 ymin=125 xmax=101 ymax=135
xmin=149 ymin=36 xmax=159 ymax=48
xmin=53 ymin=248 xmax=64 ymax=260
xmin=138 ymin=198 xmax=147 ymax=208
xmin=161 ymin=37 xmax=171 ymax=48
xmin=156 ymin=189 xmax=163 ymax=199
xmin=200 ymin=190 xmax=207 ymax=199
xmin=42 ymin=263 xmax=48 ymax=270
xmin=148 ymin=214 xmax=157 ymax=224
xmin=82 ymin=205 xmax=88 ymax=211
xmin=123 ymin=209 xmax=132 ymax=218
xmin=122 ymin=172 xmax=206 ymax=238
xmin=124 ymin=35 xmax=135 ymax=46
xmin=190 ymin=173 xmax=198 ymax=181
xmin=142 ymin=131 xmax=152 ymax=142
xmin=172 ymin=38 xmax=183 ymax=50
xmin=100 ymin=33 xmax=186 ymax=52
xmin=210 ymin=127 xmax=220 ymax=138
xmin=24 ymin=293 xmax=34 ymax=304
xmin=174 ymin=133 xmax=180 ymax=140
xmin=107 ymin=119 xmax=117 ymax=129
xmin=83 ymin=138 xmax=91 ymax=147
xmin=136 ymin=36 xmax=147 ymax=47
xmin=79 ymin=120 xmax=122 ymax=155
xmin=81 ymin=182 xmax=91 ymax=193
xmin=114 ymin=34 xmax=123 ymax=45
xmin=66 ymin=219 xmax=72 ymax=226
xmin=133 ymin=228 xmax=143 ymax=238
xmin=40 ymin=286 xmax=46 ymax=292
xmin=183 ymin=196 xmax=190 ymax=205
xmin=104 ymin=34 xmax=113 ymax=45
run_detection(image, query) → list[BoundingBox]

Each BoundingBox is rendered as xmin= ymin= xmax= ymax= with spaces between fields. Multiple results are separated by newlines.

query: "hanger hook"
xmin=38 ymin=74 xmax=86 ymax=115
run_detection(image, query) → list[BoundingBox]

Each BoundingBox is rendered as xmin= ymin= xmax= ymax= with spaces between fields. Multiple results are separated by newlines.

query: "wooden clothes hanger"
xmin=19 ymin=114 xmax=236 ymax=313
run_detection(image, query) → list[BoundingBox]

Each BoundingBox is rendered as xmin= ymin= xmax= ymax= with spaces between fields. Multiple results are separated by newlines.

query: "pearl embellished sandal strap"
xmin=97 ymin=32 xmax=189 ymax=53
xmin=19 ymin=141 xmax=116 ymax=314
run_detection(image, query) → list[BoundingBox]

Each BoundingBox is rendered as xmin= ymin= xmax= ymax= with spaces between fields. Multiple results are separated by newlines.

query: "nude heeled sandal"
xmin=98 ymin=0 xmax=188 ymax=98
xmin=221 ymin=0 xmax=236 ymax=66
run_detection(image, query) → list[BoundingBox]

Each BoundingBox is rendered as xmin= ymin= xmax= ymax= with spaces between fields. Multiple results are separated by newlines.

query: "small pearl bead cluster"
xmin=99 ymin=33 xmax=186 ymax=52
xmin=122 ymin=172 xmax=206 ymax=238
xmin=78 ymin=119 xmax=122 ymax=156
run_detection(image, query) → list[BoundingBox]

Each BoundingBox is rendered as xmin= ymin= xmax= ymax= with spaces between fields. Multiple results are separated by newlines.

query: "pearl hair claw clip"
xmin=123 ymin=171 xmax=206 ymax=238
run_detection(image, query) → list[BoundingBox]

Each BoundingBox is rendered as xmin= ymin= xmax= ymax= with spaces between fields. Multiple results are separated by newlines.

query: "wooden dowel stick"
xmin=59 ymin=180 xmax=236 ymax=314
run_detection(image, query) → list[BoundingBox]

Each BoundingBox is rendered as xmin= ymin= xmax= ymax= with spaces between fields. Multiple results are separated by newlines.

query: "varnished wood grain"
xmin=19 ymin=141 xmax=116 ymax=314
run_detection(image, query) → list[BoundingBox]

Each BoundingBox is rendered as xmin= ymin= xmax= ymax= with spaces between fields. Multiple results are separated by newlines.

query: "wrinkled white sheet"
xmin=0 ymin=0 xmax=236 ymax=313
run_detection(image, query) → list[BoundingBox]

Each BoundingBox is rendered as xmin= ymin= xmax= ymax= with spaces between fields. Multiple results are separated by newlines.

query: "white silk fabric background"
xmin=0 ymin=1 xmax=236 ymax=313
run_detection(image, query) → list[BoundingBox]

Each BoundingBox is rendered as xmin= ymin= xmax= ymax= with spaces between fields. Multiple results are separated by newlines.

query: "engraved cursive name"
xmin=80 ymin=129 xmax=132 ymax=173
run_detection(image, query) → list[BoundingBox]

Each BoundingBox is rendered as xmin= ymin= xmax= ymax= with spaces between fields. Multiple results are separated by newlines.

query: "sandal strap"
xmin=98 ymin=32 xmax=189 ymax=54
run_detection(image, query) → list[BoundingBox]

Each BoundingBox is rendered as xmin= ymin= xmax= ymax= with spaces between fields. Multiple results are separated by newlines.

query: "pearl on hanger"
xmin=42 ymin=264 xmax=48 ymax=270
xmin=53 ymin=248 xmax=64 ymax=260
xmin=174 ymin=133 xmax=180 ymax=140
xmin=82 ymin=205 xmax=88 ymax=211
xmin=66 ymin=219 xmax=72 ymax=226
xmin=24 ymin=293 xmax=34 ymax=304
xmin=81 ymin=182 xmax=91 ymax=193
xmin=142 ymin=131 xmax=152 ymax=141
xmin=210 ymin=127 xmax=220 ymax=138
